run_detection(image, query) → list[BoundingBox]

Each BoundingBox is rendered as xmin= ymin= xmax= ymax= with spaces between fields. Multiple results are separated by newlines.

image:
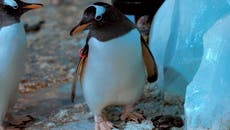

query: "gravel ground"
xmin=7 ymin=0 xmax=184 ymax=129
xmin=19 ymin=0 xmax=102 ymax=94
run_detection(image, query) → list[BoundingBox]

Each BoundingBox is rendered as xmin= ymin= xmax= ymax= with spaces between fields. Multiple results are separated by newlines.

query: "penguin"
xmin=0 ymin=0 xmax=42 ymax=129
xmin=70 ymin=2 xmax=157 ymax=130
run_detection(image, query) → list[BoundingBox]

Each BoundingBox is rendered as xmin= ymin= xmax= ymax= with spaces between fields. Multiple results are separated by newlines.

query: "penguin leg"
xmin=120 ymin=105 xmax=145 ymax=123
xmin=95 ymin=115 xmax=114 ymax=130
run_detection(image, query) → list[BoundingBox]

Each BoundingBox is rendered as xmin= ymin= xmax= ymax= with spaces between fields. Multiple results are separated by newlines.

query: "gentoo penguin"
xmin=0 ymin=0 xmax=42 ymax=129
xmin=70 ymin=2 xmax=157 ymax=130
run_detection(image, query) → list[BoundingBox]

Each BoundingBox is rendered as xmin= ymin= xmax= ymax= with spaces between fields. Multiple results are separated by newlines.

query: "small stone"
xmin=45 ymin=122 xmax=56 ymax=128
xmin=40 ymin=62 xmax=49 ymax=69
xmin=54 ymin=110 xmax=68 ymax=119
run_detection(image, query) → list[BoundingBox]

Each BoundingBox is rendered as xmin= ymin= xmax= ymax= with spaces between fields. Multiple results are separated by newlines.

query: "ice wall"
xmin=149 ymin=0 xmax=230 ymax=129
xmin=149 ymin=0 xmax=230 ymax=100
xmin=185 ymin=15 xmax=230 ymax=130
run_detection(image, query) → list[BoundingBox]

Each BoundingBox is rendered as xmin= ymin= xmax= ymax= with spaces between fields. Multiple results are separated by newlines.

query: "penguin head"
xmin=0 ymin=0 xmax=43 ymax=17
xmin=70 ymin=2 xmax=125 ymax=36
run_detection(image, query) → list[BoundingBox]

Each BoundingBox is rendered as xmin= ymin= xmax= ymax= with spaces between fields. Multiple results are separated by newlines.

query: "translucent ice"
xmin=149 ymin=0 xmax=230 ymax=99
xmin=149 ymin=0 xmax=230 ymax=129
xmin=185 ymin=15 xmax=230 ymax=130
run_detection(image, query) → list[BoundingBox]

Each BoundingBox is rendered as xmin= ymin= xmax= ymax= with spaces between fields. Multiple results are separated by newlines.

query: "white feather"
xmin=82 ymin=29 xmax=146 ymax=115
xmin=91 ymin=5 xmax=105 ymax=18
xmin=0 ymin=23 xmax=27 ymax=123
xmin=3 ymin=0 xmax=18 ymax=7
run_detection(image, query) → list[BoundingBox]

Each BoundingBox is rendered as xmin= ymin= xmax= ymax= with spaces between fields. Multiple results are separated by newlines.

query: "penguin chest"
xmin=0 ymin=23 xmax=27 ymax=82
xmin=82 ymin=29 xmax=146 ymax=110
xmin=0 ymin=23 xmax=27 ymax=120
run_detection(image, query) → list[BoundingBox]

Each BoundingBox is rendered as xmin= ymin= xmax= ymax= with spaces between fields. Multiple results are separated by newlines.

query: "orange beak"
xmin=70 ymin=23 xmax=92 ymax=36
xmin=23 ymin=4 xmax=43 ymax=9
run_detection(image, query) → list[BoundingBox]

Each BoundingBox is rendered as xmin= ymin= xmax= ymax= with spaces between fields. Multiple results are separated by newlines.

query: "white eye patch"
xmin=4 ymin=0 xmax=18 ymax=8
xmin=91 ymin=5 xmax=105 ymax=19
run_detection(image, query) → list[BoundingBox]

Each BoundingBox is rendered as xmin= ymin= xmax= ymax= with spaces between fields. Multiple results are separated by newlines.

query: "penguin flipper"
xmin=71 ymin=45 xmax=88 ymax=103
xmin=141 ymin=37 xmax=158 ymax=83
xmin=71 ymin=65 xmax=78 ymax=103
xmin=71 ymin=57 xmax=87 ymax=102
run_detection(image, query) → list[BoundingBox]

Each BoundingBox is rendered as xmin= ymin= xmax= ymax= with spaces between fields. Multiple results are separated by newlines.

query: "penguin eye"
xmin=95 ymin=15 xmax=102 ymax=21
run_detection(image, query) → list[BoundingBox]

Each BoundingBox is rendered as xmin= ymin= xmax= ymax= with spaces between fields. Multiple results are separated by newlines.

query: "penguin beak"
xmin=22 ymin=3 xmax=43 ymax=10
xmin=70 ymin=22 xmax=92 ymax=36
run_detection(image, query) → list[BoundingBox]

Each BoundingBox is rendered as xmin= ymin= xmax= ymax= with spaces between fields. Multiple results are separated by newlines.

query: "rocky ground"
xmin=6 ymin=0 xmax=184 ymax=129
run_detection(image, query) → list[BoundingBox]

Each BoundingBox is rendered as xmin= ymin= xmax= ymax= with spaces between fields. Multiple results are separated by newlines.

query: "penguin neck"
xmin=89 ymin=19 xmax=136 ymax=42
xmin=0 ymin=8 xmax=20 ymax=29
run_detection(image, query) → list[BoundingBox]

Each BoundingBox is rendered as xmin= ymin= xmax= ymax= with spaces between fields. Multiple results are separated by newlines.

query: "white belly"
xmin=0 ymin=23 xmax=27 ymax=122
xmin=82 ymin=29 xmax=146 ymax=114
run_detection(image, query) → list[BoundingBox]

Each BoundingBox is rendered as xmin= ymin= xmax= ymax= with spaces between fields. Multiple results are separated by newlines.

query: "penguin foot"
xmin=95 ymin=115 xmax=114 ymax=130
xmin=7 ymin=114 xmax=34 ymax=128
xmin=96 ymin=121 xmax=114 ymax=130
xmin=0 ymin=125 xmax=3 ymax=130
xmin=5 ymin=126 xmax=20 ymax=130
xmin=120 ymin=105 xmax=145 ymax=123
